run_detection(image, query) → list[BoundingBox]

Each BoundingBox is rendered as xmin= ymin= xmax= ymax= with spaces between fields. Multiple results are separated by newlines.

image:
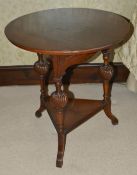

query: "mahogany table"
xmin=5 ymin=8 xmax=133 ymax=168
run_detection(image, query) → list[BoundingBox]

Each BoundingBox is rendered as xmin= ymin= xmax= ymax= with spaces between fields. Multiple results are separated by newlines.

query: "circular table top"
xmin=5 ymin=8 xmax=133 ymax=55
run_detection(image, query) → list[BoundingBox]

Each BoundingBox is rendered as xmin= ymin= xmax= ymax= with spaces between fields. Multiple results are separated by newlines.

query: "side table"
xmin=5 ymin=8 xmax=133 ymax=168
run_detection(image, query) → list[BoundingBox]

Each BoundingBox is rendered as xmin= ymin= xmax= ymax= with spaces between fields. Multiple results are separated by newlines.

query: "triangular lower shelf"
xmin=46 ymin=98 xmax=105 ymax=134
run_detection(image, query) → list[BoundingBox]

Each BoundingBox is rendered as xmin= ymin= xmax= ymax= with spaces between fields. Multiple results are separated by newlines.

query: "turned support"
xmin=100 ymin=50 xmax=118 ymax=125
xmin=34 ymin=53 xmax=50 ymax=117
xmin=50 ymin=79 xmax=68 ymax=167
xmin=49 ymin=56 xmax=68 ymax=168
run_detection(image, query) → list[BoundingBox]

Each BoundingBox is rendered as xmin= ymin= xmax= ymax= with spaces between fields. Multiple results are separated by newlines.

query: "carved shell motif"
xmin=100 ymin=65 xmax=114 ymax=80
xmin=50 ymin=91 xmax=68 ymax=109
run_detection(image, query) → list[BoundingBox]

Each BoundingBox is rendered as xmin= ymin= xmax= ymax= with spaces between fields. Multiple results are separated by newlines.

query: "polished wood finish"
xmin=5 ymin=8 xmax=133 ymax=168
xmin=100 ymin=51 xmax=118 ymax=125
xmin=0 ymin=63 xmax=129 ymax=86
xmin=34 ymin=53 xmax=50 ymax=117
xmin=47 ymin=98 xmax=105 ymax=134
xmin=5 ymin=8 xmax=133 ymax=55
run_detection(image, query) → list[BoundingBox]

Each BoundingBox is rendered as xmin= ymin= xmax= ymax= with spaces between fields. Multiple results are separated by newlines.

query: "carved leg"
xmin=50 ymin=80 xmax=68 ymax=168
xmin=100 ymin=50 xmax=118 ymax=125
xmin=34 ymin=53 xmax=50 ymax=118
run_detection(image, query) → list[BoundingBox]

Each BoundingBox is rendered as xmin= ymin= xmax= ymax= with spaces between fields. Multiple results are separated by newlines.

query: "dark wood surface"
xmin=5 ymin=8 xmax=133 ymax=55
xmin=47 ymin=98 xmax=105 ymax=134
xmin=0 ymin=63 xmax=129 ymax=86
xmin=5 ymin=8 xmax=133 ymax=168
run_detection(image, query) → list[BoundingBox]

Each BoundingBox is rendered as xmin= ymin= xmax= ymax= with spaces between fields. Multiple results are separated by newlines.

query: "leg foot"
xmin=56 ymin=133 xmax=66 ymax=168
xmin=110 ymin=115 xmax=118 ymax=125
xmin=104 ymin=104 xmax=118 ymax=125
xmin=35 ymin=97 xmax=46 ymax=118
xmin=105 ymin=112 xmax=119 ymax=125
xmin=56 ymin=152 xmax=64 ymax=168
xmin=35 ymin=96 xmax=46 ymax=118
xmin=35 ymin=110 xmax=42 ymax=118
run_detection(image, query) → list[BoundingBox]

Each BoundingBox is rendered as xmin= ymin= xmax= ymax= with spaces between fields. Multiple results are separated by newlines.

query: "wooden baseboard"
xmin=0 ymin=63 xmax=129 ymax=86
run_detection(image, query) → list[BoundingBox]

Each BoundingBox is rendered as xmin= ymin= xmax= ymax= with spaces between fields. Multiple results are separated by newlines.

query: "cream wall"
xmin=0 ymin=0 xmax=136 ymax=65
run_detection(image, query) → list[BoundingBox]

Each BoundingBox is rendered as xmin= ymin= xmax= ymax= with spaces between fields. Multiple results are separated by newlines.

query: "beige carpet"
xmin=0 ymin=83 xmax=137 ymax=175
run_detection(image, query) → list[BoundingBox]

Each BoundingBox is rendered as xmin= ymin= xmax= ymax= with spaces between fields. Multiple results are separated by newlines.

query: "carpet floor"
xmin=0 ymin=83 xmax=137 ymax=175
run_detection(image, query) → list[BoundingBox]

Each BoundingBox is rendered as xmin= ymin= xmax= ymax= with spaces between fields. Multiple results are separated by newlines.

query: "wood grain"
xmin=5 ymin=8 xmax=133 ymax=55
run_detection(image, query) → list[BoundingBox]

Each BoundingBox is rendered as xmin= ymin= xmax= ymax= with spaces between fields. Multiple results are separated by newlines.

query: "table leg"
xmin=50 ymin=79 xmax=68 ymax=167
xmin=34 ymin=53 xmax=50 ymax=117
xmin=100 ymin=50 xmax=118 ymax=125
xmin=48 ymin=55 xmax=68 ymax=167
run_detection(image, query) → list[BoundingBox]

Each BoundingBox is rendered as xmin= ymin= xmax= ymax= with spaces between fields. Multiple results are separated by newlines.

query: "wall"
xmin=0 ymin=0 xmax=136 ymax=65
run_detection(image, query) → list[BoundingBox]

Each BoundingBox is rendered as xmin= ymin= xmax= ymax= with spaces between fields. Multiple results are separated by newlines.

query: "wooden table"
xmin=5 ymin=8 xmax=133 ymax=168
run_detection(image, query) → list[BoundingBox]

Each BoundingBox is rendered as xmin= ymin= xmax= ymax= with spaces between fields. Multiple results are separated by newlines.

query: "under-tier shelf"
xmin=46 ymin=98 xmax=105 ymax=134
